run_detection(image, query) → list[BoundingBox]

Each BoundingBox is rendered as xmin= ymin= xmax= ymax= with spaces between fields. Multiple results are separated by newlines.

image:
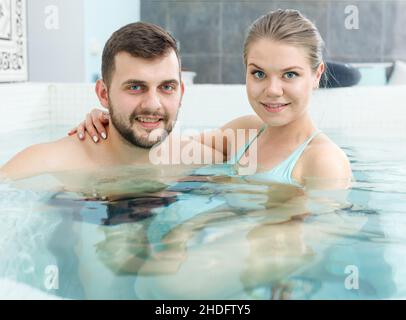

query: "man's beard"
xmin=109 ymin=101 xmax=178 ymax=149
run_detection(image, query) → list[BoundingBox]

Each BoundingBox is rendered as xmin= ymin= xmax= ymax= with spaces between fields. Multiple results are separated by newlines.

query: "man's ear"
xmin=95 ymin=79 xmax=110 ymax=110
xmin=181 ymin=80 xmax=185 ymax=96
xmin=179 ymin=80 xmax=185 ymax=107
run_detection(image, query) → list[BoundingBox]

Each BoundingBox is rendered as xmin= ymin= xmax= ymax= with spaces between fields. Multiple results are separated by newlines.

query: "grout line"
xmin=219 ymin=1 xmax=223 ymax=83
xmin=380 ymin=0 xmax=386 ymax=62
xmin=326 ymin=0 xmax=331 ymax=61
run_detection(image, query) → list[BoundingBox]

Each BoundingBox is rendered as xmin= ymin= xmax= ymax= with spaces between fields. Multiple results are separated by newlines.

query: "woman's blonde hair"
xmin=243 ymin=9 xmax=325 ymax=73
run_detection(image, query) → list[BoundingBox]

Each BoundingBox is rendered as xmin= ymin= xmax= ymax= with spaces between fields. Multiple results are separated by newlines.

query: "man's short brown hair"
xmin=101 ymin=22 xmax=181 ymax=88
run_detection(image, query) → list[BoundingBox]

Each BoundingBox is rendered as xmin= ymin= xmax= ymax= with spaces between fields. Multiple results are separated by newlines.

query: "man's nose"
xmin=141 ymin=89 xmax=162 ymax=110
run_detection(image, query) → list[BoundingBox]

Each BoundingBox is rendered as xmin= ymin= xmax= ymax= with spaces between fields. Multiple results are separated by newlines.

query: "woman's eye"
xmin=283 ymin=72 xmax=298 ymax=79
xmin=253 ymin=71 xmax=266 ymax=79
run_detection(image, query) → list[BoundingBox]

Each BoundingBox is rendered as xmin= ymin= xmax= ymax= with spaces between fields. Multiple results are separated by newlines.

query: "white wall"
xmin=27 ymin=0 xmax=85 ymax=82
xmin=84 ymin=0 xmax=140 ymax=82
xmin=26 ymin=0 xmax=140 ymax=83
xmin=2 ymin=82 xmax=406 ymax=163
xmin=2 ymin=82 xmax=406 ymax=136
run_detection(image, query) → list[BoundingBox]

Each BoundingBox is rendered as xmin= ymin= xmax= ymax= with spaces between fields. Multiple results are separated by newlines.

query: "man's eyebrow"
xmin=121 ymin=79 xmax=180 ymax=86
xmin=160 ymin=79 xmax=180 ymax=85
xmin=121 ymin=79 xmax=147 ymax=86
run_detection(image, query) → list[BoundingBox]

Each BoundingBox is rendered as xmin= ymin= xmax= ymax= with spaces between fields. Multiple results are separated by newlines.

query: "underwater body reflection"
xmin=0 ymin=162 xmax=398 ymax=299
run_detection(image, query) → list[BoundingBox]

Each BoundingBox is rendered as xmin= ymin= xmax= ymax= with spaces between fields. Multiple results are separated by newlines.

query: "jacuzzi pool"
xmin=1 ymin=123 xmax=406 ymax=300
xmin=1 ymin=82 xmax=406 ymax=299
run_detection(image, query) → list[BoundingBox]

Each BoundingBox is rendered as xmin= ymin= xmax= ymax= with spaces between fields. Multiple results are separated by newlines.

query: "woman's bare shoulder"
xmin=306 ymin=133 xmax=346 ymax=155
xmin=300 ymin=133 xmax=352 ymax=185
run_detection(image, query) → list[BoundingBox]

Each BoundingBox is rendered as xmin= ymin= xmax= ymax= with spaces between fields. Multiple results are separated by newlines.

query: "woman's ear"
xmin=314 ymin=62 xmax=325 ymax=89
xmin=95 ymin=80 xmax=110 ymax=109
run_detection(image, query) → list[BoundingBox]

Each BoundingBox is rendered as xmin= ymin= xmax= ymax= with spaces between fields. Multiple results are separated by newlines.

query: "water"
xmin=0 ymin=128 xmax=405 ymax=299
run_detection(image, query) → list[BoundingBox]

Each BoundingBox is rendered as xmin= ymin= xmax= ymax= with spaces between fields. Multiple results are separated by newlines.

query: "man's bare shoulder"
xmin=0 ymin=136 xmax=90 ymax=180
xmin=43 ymin=135 xmax=95 ymax=168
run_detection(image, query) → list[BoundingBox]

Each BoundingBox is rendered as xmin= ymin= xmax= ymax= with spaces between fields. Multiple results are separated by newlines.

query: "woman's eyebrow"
xmin=248 ymin=63 xmax=303 ymax=72
xmin=281 ymin=66 xmax=304 ymax=71
xmin=247 ymin=63 xmax=263 ymax=69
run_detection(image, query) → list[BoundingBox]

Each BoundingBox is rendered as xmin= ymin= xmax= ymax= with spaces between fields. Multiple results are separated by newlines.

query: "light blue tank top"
xmin=228 ymin=125 xmax=322 ymax=187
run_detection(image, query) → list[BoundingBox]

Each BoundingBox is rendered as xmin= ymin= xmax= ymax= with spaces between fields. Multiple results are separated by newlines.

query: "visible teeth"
xmin=266 ymin=103 xmax=287 ymax=108
xmin=137 ymin=117 xmax=160 ymax=123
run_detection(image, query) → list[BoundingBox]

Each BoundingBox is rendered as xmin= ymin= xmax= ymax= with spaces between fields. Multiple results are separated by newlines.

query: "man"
xmin=0 ymin=22 xmax=219 ymax=184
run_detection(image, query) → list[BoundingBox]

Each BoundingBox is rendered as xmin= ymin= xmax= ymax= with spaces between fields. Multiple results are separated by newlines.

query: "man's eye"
xmin=129 ymin=85 xmax=142 ymax=91
xmin=162 ymin=85 xmax=175 ymax=91
xmin=252 ymin=71 xmax=265 ymax=79
xmin=283 ymin=72 xmax=299 ymax=79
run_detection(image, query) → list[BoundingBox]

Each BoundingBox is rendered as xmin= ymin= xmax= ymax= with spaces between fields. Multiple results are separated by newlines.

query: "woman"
xmin=69 ymin=9 xmax=352 ymax=190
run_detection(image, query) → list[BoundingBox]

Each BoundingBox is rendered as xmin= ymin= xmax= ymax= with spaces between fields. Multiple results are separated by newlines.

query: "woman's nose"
xmin=265 ymin=78 xmax=284 ymax=97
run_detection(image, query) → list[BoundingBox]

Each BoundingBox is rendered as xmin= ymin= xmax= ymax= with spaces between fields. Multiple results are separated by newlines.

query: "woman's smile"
xmin=261 ymin=102 xmax=291 ymax=113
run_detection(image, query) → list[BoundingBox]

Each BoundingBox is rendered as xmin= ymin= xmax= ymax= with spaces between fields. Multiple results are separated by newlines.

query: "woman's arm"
xmin=193 ymin=114 xmax=264 ymax=161
xmin=67 ymin=110 xmax=264 ymax=163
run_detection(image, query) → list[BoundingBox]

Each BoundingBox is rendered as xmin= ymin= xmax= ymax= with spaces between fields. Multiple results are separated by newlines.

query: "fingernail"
xmin=93 ymin=136 xmax=99 ymax=143
xmin=79 ymin=133 xmax=84 ymax=139
xmin=101 ymin=132 xmax=107 ymax=140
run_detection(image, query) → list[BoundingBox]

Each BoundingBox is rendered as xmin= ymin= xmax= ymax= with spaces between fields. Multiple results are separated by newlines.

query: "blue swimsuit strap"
xmin=231 ymin=124 xmax=267 ymax=164
xmin=287 ymin=130 xmax=322 ymax=161
xmin=278 ymin=129 xmax=322 ymax=174
xmin=233 ymin=126 xmax=322 ymax=166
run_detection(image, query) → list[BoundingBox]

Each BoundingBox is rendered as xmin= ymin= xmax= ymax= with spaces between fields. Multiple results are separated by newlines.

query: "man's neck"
xmin=103 ymin=125 xmax=153 ymax=165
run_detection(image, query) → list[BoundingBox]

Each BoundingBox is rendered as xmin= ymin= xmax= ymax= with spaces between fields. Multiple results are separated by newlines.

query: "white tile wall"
xmin=48 ymin=83 xmax=101 ymax=127
xmin=181 ymin=84 xmax=406 ymax=137
xmin=0 ymin=83 xmax=50 ymax=133
xmin=311 ymin=85 xmax=406 ymax=137
xmin=1 ymin=82 xmax=406 ymax=136
xmin=1 ymin=82 xmax=406 ymax=166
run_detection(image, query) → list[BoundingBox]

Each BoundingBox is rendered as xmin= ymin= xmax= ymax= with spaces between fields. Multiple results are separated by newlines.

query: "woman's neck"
xmin=261 ymin=113 xmax=317 ymax=147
